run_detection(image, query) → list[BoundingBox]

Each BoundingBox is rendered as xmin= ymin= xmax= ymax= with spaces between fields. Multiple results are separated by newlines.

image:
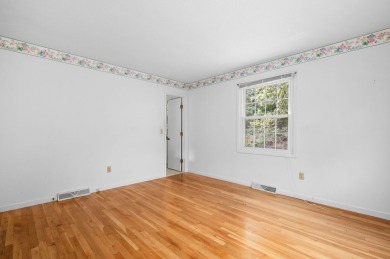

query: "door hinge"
xmin=180 ymin=104 xmax=183 ymax=109
xmin=180 ymin=132 xmax=183 ymax=137
xmin=180 ymin=159 xmax=183 ymax=164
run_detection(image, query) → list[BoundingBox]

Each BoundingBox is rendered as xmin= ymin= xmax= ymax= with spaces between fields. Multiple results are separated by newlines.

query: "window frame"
xmin=237 ymin=75 xmax=295 ymax=157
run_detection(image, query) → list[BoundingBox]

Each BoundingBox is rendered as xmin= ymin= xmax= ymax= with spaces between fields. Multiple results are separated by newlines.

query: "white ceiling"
xmin=1 ymin=0 xmax=389 ymax=83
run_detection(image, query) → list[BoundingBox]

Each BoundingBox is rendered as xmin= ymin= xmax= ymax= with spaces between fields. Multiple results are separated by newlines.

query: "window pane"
xmin=276 ymin=118 xmax=288 ymax=133
xmin=278 ymin=82 xmax=288 ymax=99
xmin=264 ymin=118 xmax=275 ymax=133
xmin=254 ymin=119 xmax=263 ymax=132
xmin=246 ymin=103 xmax=255 ymax=116
xmin=276 ymin=134 xmax=288 ymax=150
xmin=254 ymin=119 xmax=264 ymax=148
xmin=255 ymin=87 xmax=266 ymax=102
xmin=241 ymin=79 xmax=291 ymax=154
xmin=265 ymin=133 xmax=275 ymax=149
xmin=255 ymin=134 xmax=265 ymax=148
xmin=255 ymin=102 xmax=265 ymax=116
xmin=245 ymin=134 xmax=254 ymax=147
xmin=245 ymin=119 xmax=254 ymax=147
xmin=277 ymin=99 xmax=288 ymax=115
xmin=265 ymin=101 xmax=277 ymax=115
xmin=266 ymin=85 xmax=278 ymax=100
xmin=245 ymin=89 xmax=255 ymax=103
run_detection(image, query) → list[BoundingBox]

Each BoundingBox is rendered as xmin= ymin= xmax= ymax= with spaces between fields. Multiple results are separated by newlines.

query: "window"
xmin=237 ymin=73 xmax=295 ymax=157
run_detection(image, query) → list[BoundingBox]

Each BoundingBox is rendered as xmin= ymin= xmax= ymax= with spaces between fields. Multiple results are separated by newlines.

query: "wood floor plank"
xmin=1 ymin=173 xmax=390 ymax=258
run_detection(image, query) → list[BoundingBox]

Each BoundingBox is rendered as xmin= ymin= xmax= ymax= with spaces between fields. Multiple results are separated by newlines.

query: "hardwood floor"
xmin=1 ymin=173 xmax=389 ymax=258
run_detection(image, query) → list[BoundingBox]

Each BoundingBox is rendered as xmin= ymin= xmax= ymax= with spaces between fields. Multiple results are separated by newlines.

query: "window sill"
xmin=237 ymin=147 xmax=295 ymax=158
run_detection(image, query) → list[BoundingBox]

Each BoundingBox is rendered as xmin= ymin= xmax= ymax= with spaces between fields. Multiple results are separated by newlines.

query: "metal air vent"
xmin=57 ymin=188 xmax=90 ymax=201
xmin=251 ymin=182 xmax=277 ymax=193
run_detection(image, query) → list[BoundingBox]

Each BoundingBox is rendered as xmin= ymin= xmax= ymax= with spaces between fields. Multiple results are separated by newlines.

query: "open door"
xmin=167 ymin=97 xmax=182 ymax=172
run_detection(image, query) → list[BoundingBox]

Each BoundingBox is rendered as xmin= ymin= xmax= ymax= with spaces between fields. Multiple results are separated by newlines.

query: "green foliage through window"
xmin=244 ymin=81 xmax=289 ymax=150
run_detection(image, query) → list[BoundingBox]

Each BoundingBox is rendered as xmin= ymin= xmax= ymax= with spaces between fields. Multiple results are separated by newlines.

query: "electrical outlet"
xmin=160 ymin=128 xmax=164 ymax=134
xmin=107 ymin=166 xmax=112 ymax=173
xmin=299 ymin=172 xmax=304 ymax=180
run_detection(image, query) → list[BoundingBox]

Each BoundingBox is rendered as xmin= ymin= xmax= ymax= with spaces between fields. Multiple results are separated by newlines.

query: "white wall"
xmin=0 ymin=50 xmax=187 ymax=211
xmin=2 ymin=43 xmax=390 ymax=220
xmin=188 ymin=43 xmax=390 ymax=219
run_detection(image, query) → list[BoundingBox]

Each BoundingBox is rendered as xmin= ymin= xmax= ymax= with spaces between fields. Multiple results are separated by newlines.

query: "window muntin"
xmin=238 ymin=77 xmax=293 ymax=156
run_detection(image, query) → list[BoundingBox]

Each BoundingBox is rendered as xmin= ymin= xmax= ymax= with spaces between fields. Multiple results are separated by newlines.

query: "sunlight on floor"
xmin=166 ymin=168 xmax=181 ymax=176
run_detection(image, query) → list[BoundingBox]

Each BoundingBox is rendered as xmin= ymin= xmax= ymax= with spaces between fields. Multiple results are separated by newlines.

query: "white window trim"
xmin=237 ymin=74 xmax=296 ymax=157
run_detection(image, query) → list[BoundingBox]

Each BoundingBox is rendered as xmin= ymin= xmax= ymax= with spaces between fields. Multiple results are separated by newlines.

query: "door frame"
xmin=164 ymin=91 xmax=188 ymax=173
xmin=166 ymin=97 xmax=182 ymax=171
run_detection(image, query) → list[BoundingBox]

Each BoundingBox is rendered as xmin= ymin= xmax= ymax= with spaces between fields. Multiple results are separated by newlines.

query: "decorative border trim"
xmin=0 ymin=36 xmax=186 ymax=89
xmin=186 ymin=28 xmax=390 ymax=89
xmin=1 ymin=28 xmax=389 ymax=90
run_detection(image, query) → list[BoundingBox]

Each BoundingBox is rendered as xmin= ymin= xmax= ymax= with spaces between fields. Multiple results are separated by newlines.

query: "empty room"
xmin=1 ymin=0 xmax=390 ymax=258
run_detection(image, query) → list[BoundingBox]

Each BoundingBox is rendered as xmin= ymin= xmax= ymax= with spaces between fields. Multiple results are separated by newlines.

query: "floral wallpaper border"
xmin=1 ymin=28 xmax=389 ymax=90
xmin=0 ymin=36 xmax=186 ymax=89
xmin=186 ymin=28 xmax=390 ymax=89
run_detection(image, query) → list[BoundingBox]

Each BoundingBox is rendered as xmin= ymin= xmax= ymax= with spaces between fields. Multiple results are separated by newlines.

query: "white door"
xmin=167 ymin=98 xmax=182 ymax=171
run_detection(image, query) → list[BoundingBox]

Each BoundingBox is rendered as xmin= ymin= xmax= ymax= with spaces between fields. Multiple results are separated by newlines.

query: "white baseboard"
xmin=95 ymin=174 xmax=164 ymax=192
xmin=0 ymin=174 xmax=165 ymax=212
xmin=276 ymin=189 xmax=390 ymax=220
xmin=192 ymin=170 xmax=252 ymax=187
xmin=0 ymin=197 xmax=55 ymax=212
xmin=190 ymin=170 xmax=390 ymax=220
